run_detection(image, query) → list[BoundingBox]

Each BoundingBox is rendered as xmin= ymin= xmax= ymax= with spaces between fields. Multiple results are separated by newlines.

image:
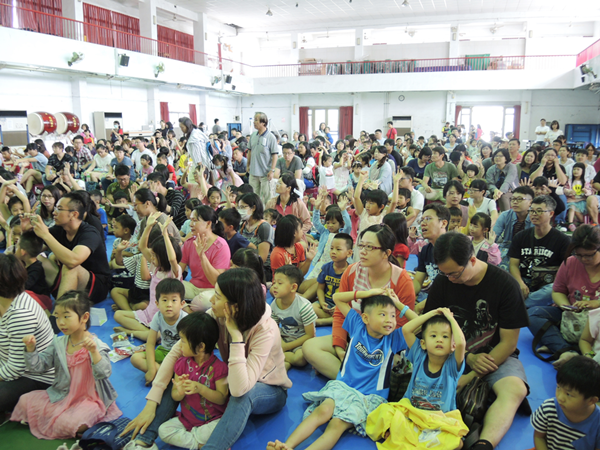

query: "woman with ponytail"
xmin=133 ymin=188 xmax=182 ymax=247
xmin=180 ymin=205 xmax=231 ymax=312
xmin=178 ymin=117 xmax=212 ymax=170
xmin=303 ymin=224 xmax=416 ymax=379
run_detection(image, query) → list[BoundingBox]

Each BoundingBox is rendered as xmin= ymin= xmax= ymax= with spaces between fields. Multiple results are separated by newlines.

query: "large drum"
xmin=55 ymin=112 xmax=80 ymax=135
xmin=27 ymin=112 xmax=57 ymax=136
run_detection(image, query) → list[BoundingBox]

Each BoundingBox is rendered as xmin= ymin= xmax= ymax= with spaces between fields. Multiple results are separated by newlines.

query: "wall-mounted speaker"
xmin=119 ymin=55 xmax=130 ymax=67
xmin=225 ymin=75 xmax=233 ymax=84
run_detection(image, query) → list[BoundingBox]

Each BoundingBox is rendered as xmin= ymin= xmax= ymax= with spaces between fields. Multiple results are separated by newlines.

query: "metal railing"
xmin=0 ymin=3 xmax=577 ymax=79
xmin=251 ymin=54 xmax=576 ymax=78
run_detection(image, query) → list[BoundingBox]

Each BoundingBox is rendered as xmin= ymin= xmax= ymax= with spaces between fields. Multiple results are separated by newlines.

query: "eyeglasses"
xmin=511 ymin=197 xmax=529 ymax=203
xmin=573 ymin=249 xmax=599 ymax=260
xmin=357 ymin=243 xmax=383 ymax=252
xmin=55 ymin=207 xmax=74 ymax=213
xmin=528 ymin=208 xmax=551 ymax=215
xmin=439 ymin=266 xmax=466 ymax=280
xmin=468 ymin=189 xmax=481 ymax=193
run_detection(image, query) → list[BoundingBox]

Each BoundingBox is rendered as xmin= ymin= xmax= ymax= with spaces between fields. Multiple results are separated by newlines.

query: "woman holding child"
xmin=122 ymin=268 xmax=291 ymax=450
xmin=303 ymin=224 xmax=416 ymax=380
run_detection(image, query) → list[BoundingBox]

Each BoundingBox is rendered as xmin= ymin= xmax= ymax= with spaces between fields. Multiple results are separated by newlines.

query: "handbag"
xmin=456 ymin=375 xmax=490 ymax=423
xmin=560 ymin=309 xmax=589 ymax=344
xmin=78 ymin=417 xmax=132 ymax=450
xmin=387 ymin=350 xmax=413 ymax=402
xmin=530 ymin=265 xmax=560 ymax=292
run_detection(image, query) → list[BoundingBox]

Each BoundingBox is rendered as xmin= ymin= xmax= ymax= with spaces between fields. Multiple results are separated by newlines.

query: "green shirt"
xmin=423 ymin=162 xmax=458 ymax=190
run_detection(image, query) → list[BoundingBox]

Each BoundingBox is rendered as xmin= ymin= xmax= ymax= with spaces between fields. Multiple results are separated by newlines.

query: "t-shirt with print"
xmin=271 ymin=293 xmax=317 ymax=343
xmin=47 ymin=153 xmax=75 ymax=175
xmin=149 ymin=310 xmax=188 ymax=350
xmin=339 ymin=308 xmax=408 ymax=397
xmin=404 ymin=342 xmax=465 ymax=413
xmin=181 ymin=236 xmax=231 ymax=289
xmin=553 ymin=256 xmax=600 ymax=304
xmin=424 ymin=162 xmax=458 ymax=190
xmin=123 ymin=253 xmax=151 ymax=289
xmin=424 ymin=264 xmax=528 ymax=366
xmin=174 ymin=354 xmax=228 ymax=430
xmin=508 ymin=228 xmax=571 ymax=280
xmin=416 ymin=243 xmax=438 ymax=293
xmin=317 ymin=261 xmax=346 ymax=308
xmin=531 ymin=398 xmax=600 ymax=450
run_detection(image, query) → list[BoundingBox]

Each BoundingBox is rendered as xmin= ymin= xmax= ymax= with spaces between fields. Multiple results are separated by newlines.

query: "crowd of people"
xmin=1 ymin=113 xmax=600 ymax=450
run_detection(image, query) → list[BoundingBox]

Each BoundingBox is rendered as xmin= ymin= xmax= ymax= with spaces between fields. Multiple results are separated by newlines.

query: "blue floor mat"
xmin=89 ymin=239 xmax=552 ymax=449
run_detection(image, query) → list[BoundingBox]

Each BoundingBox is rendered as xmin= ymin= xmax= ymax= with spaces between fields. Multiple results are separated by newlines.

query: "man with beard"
xmin=424 ymin=232 xmax=529 ymax=450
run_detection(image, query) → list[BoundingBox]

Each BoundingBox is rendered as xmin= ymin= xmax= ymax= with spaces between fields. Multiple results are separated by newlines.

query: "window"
xmin=308 ymin=107 xmax=339 ymax=142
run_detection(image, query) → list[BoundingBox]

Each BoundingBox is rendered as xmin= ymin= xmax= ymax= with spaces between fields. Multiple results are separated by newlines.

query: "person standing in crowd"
xmin=247 ymin=112 xmax=279 ymax=205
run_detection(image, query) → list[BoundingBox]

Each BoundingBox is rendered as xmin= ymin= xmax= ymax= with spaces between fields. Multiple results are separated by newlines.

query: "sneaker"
xmin=557 ymin=225 xmax=567 ymax=232
xmin=568 ymin=224 xmax=577 ymax=232
xmin=123 ymin=442 xmax=159 ymax=450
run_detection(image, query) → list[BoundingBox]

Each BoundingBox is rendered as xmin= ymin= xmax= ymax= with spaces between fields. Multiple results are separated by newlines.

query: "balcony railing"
xmin=577 ymin=38 xmax=600 ymax=67
xmin=0 ymin=2 xmax=577 ymax=80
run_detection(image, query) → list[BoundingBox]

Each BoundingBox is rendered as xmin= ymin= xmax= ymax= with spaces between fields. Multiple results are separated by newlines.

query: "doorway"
xmin=459 ymin=106 xmax=515 ymax=142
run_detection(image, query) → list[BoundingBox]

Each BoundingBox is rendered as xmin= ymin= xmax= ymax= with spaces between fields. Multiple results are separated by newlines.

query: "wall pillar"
xmin=354 ymin=28 xmax=364 ymax=61
xmin=448 ymin=24 xmax=459 ymax=59
xmin=139 ymin=0 xmax=157 ymax=55
xmin=62 ymin=0 xmax=83 ymax=21
xmin=290 ymin=94 xmax=299 ymax=137
xmin=291 ymin=32 xmax=300 ymax=64
xmin=71 ymin=78 xmax=87 ymax=129
xmin=446 ymin=91 xmax=456 ymax=124
xmin=147 ymin=86 xmax=159 ymax=129
xmin=520 ymin=90 xmax=533 ymax=141
xmin=193 ymin=13 xmax=208 ymax=65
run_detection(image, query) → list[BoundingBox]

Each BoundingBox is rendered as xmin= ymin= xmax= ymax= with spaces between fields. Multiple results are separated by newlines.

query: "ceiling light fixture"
xmin=402 ymin=0 xmax=409 ymax=7
xmin=266 ymin=8 xmax=273 ymax=16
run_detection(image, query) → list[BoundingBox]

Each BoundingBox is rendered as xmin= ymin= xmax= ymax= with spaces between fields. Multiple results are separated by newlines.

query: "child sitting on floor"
xmin=180 ymin=198 xmax=201 ymax=241
xmin=12 ymin=291 xmax=121 ymax=439
xmin=218 ymin=207 xmax=250 ymax=256
xmin=89 ymin=190 xmax=108 ymax=239
xmin=16 ymin=230 xmax=51 ymax=305
xmin=271 ymin=265 xmax=317 ymax=371
xmin=448 ymin=207 xmax=463 ymax=232
xmin=113 ymin=213 xmax=182 ymax=341
xmin=157 ymin=312 xmax=229 ymax=449
xmin=468 ymin=213 xmax=501 ymax=266
xmin=131 ymin=278 xmax=188 ymax=385
xmin=531 ymin=356 xmax=600 ymax=450
xmin=314 ymin=233 xmax=353 ymax=327
xmin=264 ymin=208 xmax=282 ymax=227
xmin=267 ymin=291 xmax=414 ymax=450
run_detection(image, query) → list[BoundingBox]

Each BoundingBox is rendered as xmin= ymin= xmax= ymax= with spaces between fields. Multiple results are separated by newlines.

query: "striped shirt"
xmin=531 ymin=398 xmax=600 ymax=450
xmin=271 ymin=294 xmax=317 ymax=343
xmin=123 ymin=253 xmax=151 ymax=289
xmin=0 ymin=292 xmax=54 ymax=384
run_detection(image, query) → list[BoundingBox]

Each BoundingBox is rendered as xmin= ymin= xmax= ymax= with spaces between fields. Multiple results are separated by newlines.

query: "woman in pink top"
xmin=528 ymin=225 xmax=600 ymax=368
xmin=180 ymin=205 xmax=231 ymax=312
xmin=265 ymin=173 xmax=311 ymax=237
xmin=121 ymin=268 xmax=292 ymax=450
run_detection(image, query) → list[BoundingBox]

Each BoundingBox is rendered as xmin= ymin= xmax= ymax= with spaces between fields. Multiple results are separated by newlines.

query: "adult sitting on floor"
xmin=508 ymin=195 xmax=571 ymax=309
xmin=102 ymin=164 xmax=140 ymax=221
xmin=424 ymin=232 xmax=530 ymax=450
xmin=529 ymin=224 xmax=600 ymax=369
xmin=0 ymin=254 xmax=54 ymax=415
xmin=29 ymin=192 xmax=111 ymax=303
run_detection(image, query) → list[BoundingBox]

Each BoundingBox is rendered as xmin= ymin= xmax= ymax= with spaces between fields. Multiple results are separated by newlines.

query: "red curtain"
xmin=112 ymin=10 xmax=140 ymax=52
xmin=299 ymin=107 xmax=309 ymax=137
xmin=16 ymin=0 xmax=38 ymax=32
xmin=160 ymin=102 xmax=170 ymax=122
xmin=455 ymin=105 xmax=462 ymax=127
xmin=83 ymin=3 xmax=112 ymax=46
xmin=16 ymin=0 xmax=61 ymax=34
xmin=158 ymin=25 xmax=194 ymax=63
xmin=513 ymin=105 xmax=521 ymax=140
xmin=339 ymin=106 xmax=353 ymax=139
xmin=0 ymin=1 xmax=13 ymax=27
xmin=189 ymin=104 xmax=197 ymax=125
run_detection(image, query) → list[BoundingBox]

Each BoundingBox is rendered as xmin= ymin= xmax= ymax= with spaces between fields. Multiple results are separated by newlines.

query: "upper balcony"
xmin=0 ymin=2 xmax=590 ymax=95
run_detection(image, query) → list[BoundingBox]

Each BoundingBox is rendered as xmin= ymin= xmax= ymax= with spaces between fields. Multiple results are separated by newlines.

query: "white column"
xmin=290 ymin=94 xmax=299 ymax=136
xmin=520 ymin=90 xmax=533 ymax=141
xmin=594 ymin=21 xmax=600 ymax=39
xmin=140 ymin=0 xmax=157 ymax=55
xmin=147 ymin=86 xmax=159 ymax=129
xmin=62 ymin=0 xmax=83 ymax=21
xmin=290 ymin=32 xmax=300 ymax=64
xmin=71 ymin=78 xmax=87 ymax=133
xmin=198 ymin=92 xmax=209 ymax=130
xmin=193 ymin=12 xmax=208 ymax=65
xmin=449 ymin=24 xmax=459 ymax=59
xmin=446 ymin=91 xmax=456 ymax=124
xmin=354 ymin=28 xmax=364 ymax=61
xmin=353 ymin=93 xmax=361 ymax=136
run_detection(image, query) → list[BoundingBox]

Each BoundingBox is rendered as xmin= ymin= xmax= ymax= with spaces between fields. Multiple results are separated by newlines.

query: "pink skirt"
xmin=11 ymin=347 xmax=121 ymax=440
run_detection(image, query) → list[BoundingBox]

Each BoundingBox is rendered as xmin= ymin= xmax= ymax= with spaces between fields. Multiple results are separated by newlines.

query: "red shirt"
xmin=270 ymin=243 xmax=305 ymax=276
xmin=166 ymin=164 xmax=177 ymax=182
xmin=386 ymin=127 xmax=397 ymax=141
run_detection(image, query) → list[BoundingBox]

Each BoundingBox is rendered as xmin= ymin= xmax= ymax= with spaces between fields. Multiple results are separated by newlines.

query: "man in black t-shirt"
xmin=30 ymin=192 xmax=110 ymax=303
xmin=425 ymin=232 xmax=529 ymax=450
xmin=508 ymin=195 xmax=570 ymax=309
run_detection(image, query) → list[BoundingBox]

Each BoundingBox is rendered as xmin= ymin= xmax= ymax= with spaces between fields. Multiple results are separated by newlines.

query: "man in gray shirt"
xmin=212 ymin=118 xmax=222 ymax=134
xmin=248 ymin=112 xmax=279 ymax=204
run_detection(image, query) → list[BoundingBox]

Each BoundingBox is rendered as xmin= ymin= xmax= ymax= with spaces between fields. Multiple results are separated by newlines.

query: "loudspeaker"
xmin=225 ymin=75 xmax=232 ymax=84
xmin=119 ymin=55 xmax=130 ymax=67
xmin=231 ymin=85 xmax=236 ymax=91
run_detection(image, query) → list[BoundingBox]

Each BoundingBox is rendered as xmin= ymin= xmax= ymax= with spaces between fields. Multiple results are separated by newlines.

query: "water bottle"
xmin=129 ymin=333 xmax=135 ymax=346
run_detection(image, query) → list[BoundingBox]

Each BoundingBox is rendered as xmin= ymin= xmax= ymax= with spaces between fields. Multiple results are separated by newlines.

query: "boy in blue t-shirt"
xmin=314 ymin=233 xmax=353 ymax=326
xmin=402 ymin=307 xmax=466 ymax=413
xmin=90 ymin=190 xmax=108 ymax=239
xmin=218 ymin=207 xmax=249 ymax=257
xmin=267 ymin=290 xmax=414 ymax=450
xmin=531 ymin=356 xmax=600 ymax=450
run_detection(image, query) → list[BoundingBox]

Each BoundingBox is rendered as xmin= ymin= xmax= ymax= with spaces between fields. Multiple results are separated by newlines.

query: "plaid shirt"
xmin=76 ymin=147 xmax=94 ymax=171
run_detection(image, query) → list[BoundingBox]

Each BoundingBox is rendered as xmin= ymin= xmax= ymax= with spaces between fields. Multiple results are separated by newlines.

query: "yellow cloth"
xmin=366 ymin=398 xmax=469 ymax=450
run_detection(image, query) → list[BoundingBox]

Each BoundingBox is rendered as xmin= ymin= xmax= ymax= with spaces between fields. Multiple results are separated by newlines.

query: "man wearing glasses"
xmin=412 ymin=203 xmax=449 ymax=312
xmin=424 ymin=232 xmax=529 ymax=450
xmin=28 ymin=192 xmax=111 ymax=304
xmin=493 ymin=185 xmax=535 ymax=270
xmin=508 ymin=195 xmax=571 ymax=308
xmin=398 ymin=166 xmax=424 ymax=227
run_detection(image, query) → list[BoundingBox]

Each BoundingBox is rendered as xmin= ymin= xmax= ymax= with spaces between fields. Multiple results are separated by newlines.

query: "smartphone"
xmin=560 ymin=305 xmax=579 ymax=310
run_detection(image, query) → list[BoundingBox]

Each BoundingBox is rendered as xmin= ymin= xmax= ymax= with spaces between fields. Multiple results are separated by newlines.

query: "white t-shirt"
xmin=468 ymin=197 xmax=497 ymax=216
xmin=93 ymin=154 xmax=112 ymax=171
xmin=411 ymin=189 xmax=424 ymax=223
xmin=535 ymin=125 xmax=550 ymax=140
xmin=546 ymin=129 xmax=563 ymax=143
